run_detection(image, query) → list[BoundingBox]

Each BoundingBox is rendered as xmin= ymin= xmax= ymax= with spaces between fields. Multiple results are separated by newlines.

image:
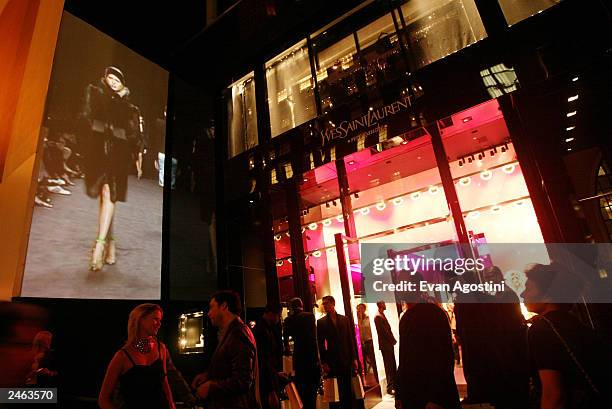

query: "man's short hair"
xmin=322 ymin=295 xmax=335 ymax=305
xmin=264 ymin=302 xmax=282 ymax=315
xmin=376 ymin=301 xmax=385 ymax=308
xmin=211 ymin=290 xmax=242 ymax=315
xmin=525 ymin=262 xmax=584 ymax=305
xmin=289 ymin=297 xmax=303 ymax=310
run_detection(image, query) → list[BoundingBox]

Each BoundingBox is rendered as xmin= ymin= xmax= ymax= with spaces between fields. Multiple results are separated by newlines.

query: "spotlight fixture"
xmin=313 ymin=250 xmax=322 ymax=257
xmin=326 ymin=202 xmax=330 ymax=208
xmin=502 ymin=164 xmax=516 ymax=174
xmin=274 ymin=234 xmax=282 ymax=241
xmin=287 ymin=258 xmax=292 ymax=263
xmin=565 ymin=137 xmax=575 ymax=142
xmin=478 ymin=152 xmax=484 ymax=160
xmin=501 ymin=145 xmax=508 ymax=153
xmin=567 ymin=111 xmax=577 ymax=117
xmin=354 ymin=192 xmax=360 ymax=199
xmin=429 ymin=186 xmax=440 ymax=195
xmin=322 ymin=219 xmax=332 ymax=227
xmin=326 ymin=247 xmax=336 ymax=254
xmin=568 ymin=95 xmax=579 ymax=102
xmin=301 ymin=227 xmax=306 ymax=233
xmin=348 ymin=160 xmax=355 ymax=165
xmin=411 ymin=191 xmax=421 ymax=200
xmin=459 ymin=177 xmax=471 ymax=186
xmin=393 ymin=197 xmax=404 ymax=206
xmin=566 ymin=126 xmax=576 ymax=131
xmin=332 ymin=200 xmax=337 ymax=206
xmin=458 ymin=159 xmax=464 ymax=167
xmin=490 ymin=147 xmax=497 ymax=156
xmin=491 ymin=205 xmax=502 ymax=214
xmin=308 ymin=223 xmax=318 ymax=230
xmin=572 ymin=77 xmax=579 ymax=82
xmin=468 ymin=155 xmax=474 ymax=163
xmin=480 ymin=170 xmax=493 ymax=180
xmin=276 ymin=260 xmax=284 ymax=267
xmin=360 ymin=207 xmax=370 ymax=215
xmin=375 ymin=202 xmax=386 ymax=211
xmin=336 ymin=215 xmax=344 ymax=222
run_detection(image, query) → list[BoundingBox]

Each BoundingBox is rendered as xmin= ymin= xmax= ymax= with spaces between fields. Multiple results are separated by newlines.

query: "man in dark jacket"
xmin=374 ymin=301 xmax=397 ymax=395
xmin=283 ymin=297 xmax=320 ymax=409
xmin=317 ymin=295 xmax=358 ymax=409
xmin=193 ymin=290 xmax=260 ymax=409
xmin=254 ymin=303 xmax=283 ymax=409
xmin=397 ymin=287 xmax=460 ymax=409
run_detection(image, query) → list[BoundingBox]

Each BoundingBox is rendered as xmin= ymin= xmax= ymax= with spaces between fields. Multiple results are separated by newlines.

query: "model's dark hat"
xmin=104 ymin=66 xmax=125 ymax=84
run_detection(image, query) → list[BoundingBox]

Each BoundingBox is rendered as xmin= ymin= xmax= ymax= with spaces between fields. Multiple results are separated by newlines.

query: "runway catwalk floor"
xmin=22 ymin=176 xmax=163 ymax=299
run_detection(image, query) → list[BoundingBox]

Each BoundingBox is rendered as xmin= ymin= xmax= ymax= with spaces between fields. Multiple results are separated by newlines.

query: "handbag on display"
xmin=351 ymin=374 xmax=365 ymax=399
xmin=322 ymin=378 xmax=340 ymax=403
xmin=284 ymin=382 xmax=303 ymax=409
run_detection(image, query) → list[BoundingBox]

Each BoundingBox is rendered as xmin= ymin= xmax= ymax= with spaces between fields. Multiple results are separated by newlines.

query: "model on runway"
xmin=81 ymin=66 xmax=143 ymax=271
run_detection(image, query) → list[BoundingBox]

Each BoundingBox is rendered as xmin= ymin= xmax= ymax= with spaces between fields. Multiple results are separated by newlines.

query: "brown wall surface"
xmin=0 ymin=0 xmax=64 ymax=300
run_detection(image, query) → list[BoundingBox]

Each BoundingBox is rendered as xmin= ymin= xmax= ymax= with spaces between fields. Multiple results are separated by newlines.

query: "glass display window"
xmin=441 ymin=99 xmax=548 ymax=291
xmin=266 ymin=40 xmax=317 ymax=138
xmin=227 ymin=72 xmax=258 ymax=158
xmin=398 ymin=0 xmax=486 ymax=71
xmin=498 ymin=0 xmax=563 ymax=27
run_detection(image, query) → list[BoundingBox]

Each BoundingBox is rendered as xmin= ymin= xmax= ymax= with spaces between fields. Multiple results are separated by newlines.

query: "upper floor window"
xmin=266 ymin=40 xmax=317 ymax=138
xmin=227 ymin=72 xmax=258 ymax=158
xmin=498 ymin=0 xmax=563 ymax=26
xmin=398 ymin=0 xmax=486 ymax=70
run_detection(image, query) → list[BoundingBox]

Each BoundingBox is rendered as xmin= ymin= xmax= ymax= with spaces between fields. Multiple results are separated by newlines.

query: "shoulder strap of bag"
xmin=531 ymin=315 xmax=600 ymax=395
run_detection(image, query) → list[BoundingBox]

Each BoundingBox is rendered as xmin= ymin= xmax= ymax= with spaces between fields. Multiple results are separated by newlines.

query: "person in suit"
xmin=192 ymin=290 xmax=260 ymax=409
xmin=397 ymin=282 xmax=460 ymax=409
xmin=283 ymin=297 xmax=320 ymax=409
xmin=373 ymin=301 xmax=397 ymax=395
xmin=254 ymin=303 xmax=283 ymax=409
xmin=317 ymin=295 xmax=358 ymax=409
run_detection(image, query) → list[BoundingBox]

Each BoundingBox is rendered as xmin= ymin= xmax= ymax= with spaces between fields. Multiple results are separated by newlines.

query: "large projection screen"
xmin=21 ymin=12 xmax=168 ymax=299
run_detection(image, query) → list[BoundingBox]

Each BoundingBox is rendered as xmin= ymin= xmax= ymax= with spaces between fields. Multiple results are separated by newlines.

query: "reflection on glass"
xmin=399 ymin=0 xmax=486 ymax=70
xmin=498 ymin=0 xmax=563 ymax=26
xmin=227 ymin=72 xmax=258 ymax=158
xmin=266 ymin=41 xmax=316 ymax=138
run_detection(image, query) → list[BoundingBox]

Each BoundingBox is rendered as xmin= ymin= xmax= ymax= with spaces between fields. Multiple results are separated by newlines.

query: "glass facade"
xmin=398 ymin=0 xmax=486 ymax=70
xmin=227 ymin=72 xmax=258 ymax=158
xmin=266 ymin=40 xmax=317 ymax=138
xmin=498 ymin=0 xmax=564 ymax=26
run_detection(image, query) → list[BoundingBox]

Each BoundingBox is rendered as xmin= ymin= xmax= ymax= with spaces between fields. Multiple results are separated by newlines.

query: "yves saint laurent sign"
xmin=319 ymin=96 xmax=412 ymax=146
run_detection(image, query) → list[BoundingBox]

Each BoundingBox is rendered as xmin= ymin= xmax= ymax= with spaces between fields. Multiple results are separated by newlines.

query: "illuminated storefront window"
xmin=227 ymin=72 xmax=258 ymax=158
xmin=498 ymin=0 xmax=563 ymax=26
xmin=266 ymin=40 xmax=317 ymax=138
xmin=440 ymin=99 xmax=548 ymax=293
xmin=398 ymin=0 xmax=487 ymax=70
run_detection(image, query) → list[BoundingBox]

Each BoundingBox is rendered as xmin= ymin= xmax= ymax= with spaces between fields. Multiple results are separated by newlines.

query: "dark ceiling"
xmin=64 ymin=0 xmax=208 ymax=70
xmin=64 ymin=0 xmax=370 ymax=89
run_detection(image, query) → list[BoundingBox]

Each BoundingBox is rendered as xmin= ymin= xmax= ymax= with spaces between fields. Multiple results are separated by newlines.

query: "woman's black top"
xmin=119 ymin=344 xmax=169 ymax=409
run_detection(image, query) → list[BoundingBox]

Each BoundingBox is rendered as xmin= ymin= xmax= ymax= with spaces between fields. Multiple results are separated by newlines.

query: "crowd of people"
xmin=85 ymin=263 xmax=605 ymax=408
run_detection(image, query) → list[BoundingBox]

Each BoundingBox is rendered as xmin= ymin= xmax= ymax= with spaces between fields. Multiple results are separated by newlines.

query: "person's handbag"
xmin=284 ymin=382 xmax=303 ymax=409
xmin=322 ymin=378 xmax=340 ymax=403
xmin=352 ymin=374 xmax=365 ymax=399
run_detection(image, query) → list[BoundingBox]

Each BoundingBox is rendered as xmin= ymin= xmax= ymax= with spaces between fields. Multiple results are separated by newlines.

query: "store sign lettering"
xmin=320 ymin=96 xmax=411 ymax=146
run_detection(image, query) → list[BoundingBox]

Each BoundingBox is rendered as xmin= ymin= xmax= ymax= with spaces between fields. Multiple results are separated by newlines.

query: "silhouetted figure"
xmin=373 ymin=301 xmax=396 ymax=394
xmin=254 ymin=303 xmax=283 ymax=409
xmin=455 ymin=267 xmax=530 ymax=408
xmin=283 ymin=297 xmax=320 ymax=409
xmin=523 ymin=263 xmax=612 ymax=408
xmin=397 ymin=284 xmax=460 ymax=409
xmin=356 ymin=303 xmax=377 ymax=384
xmin=317 ymin=296 xmax=358 ymax=409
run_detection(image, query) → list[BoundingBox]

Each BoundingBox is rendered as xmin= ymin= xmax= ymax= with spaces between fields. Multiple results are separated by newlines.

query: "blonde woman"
xmin=99 ymin=304 xmax=176 ymax=409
